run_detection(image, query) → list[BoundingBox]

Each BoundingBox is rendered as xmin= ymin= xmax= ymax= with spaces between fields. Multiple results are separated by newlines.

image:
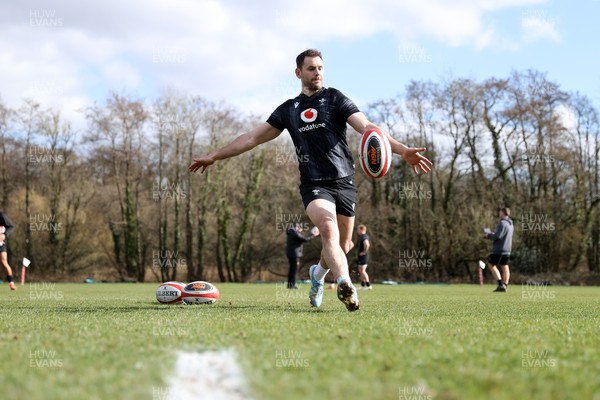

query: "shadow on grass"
xmin=2 ymin=302 xmax=340 ymax=314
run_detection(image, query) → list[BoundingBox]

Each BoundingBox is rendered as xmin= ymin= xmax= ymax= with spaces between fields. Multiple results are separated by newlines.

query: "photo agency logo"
xmin=156 ymin=113 xmax=184 ymax=135
xmin=152 ymin=386 xmax=176 ymax=400
xmin=397 ymin=182 xmax=432 ymax=200
xmin=398 ymin=317 xmax=434 ymax=337
xmin=398 ymin=45 xmax=433 ymax=64
xmin=275 ymin=349 xmax=310 ymax=368
xmin=152 ymin=47 xmax=188 ymax=64
xmin=520 ymin=210 xmax=555 ymax=234
xmin=275 ymin=212 xmax=309 ymax=232
xmin=29 ymin=282 xmax=64 ymax=300
xmin=519 ymin=144 xmax=555 ymax=164
xmin=399 ymin=384 xmax=433 ymax=400
xmin=275 ymin=144 xmax=310 ymax=165
xmin=275 ymin=282 xmax=305 ymax=300
xmin=152 ymin=181 xmax=187 ymax=201
xmin=271 ymin=74 xmax=299 ymax=99
xmin=152 ymin=250 xmax=187 ymax=269
xmin=521 ymin=282 xmax=556 ymax=300
xmin=398 ymin=250 xmax=433 ymax=270
xmin=30 ymin=213 xmax=63 ymax=232
xmin=28 ymin=145 xmax=64 ymax=164
xmin=29 ymin=9 xmax=63 ymax=28
xmin=273 ymin=7 xmax=293 ymax=28
xmin=27 ymin=79 xmax=66 ymax=100
xmin=521 ymin=349 xmax=557 ymax=368
xmin=29 ymin=348 xmax=64 ymax=368
xmin=152 ymin=317 xmax=189 ymax=337
xmin=521 ymin=9 xmax=558 ymax=30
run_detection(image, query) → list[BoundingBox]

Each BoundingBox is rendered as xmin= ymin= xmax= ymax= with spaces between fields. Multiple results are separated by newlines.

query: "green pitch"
xmin=0 ymin=283 xmax=599 ymax=400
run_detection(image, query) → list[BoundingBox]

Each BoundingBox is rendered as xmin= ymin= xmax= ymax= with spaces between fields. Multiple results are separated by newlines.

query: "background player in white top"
xmin=189 ymin=49 xmax=432 ymax=311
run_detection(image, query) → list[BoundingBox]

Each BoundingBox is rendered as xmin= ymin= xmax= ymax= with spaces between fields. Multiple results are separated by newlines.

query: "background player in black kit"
xmin=0 ymin=211 xmax=16 ymax=291
xmin=189 ymin=49 xmax=432 ymax=311
xmin=286 ymin=223 xmax=319 ymax=289
xmin=356 ymin=224 xmax=371 ymax=290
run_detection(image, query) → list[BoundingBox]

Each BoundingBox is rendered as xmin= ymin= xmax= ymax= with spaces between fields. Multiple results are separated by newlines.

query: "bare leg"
xmin=1 ymin=251 xmax=16 ymax=290
xmin=489 ymin=264 xmax=501 ymax=281
xmin=0 ymin=252 xmax=12 ymax=277
xmin=306 ymin=200 xmax=360 ymax=310
xmin=319 ymin=213 xmax=355 ymax=269
xmin=358 ymin=265 xmax=369 ymax=283
xmin=500 ymin=265 xmax=510 ymax=285
xmin=306 ymin=200 xmax=350 ymax=280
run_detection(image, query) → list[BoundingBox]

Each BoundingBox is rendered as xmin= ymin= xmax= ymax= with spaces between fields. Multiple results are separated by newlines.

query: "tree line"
xmin=1 ymin=69 xmax=599 ymax=284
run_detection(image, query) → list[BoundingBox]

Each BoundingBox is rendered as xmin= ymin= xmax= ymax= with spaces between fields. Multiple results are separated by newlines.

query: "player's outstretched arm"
xmin=347 ymin=112 xmax=433 ymax=175
xmin=188 ymin=122 xmax=282 ymax=173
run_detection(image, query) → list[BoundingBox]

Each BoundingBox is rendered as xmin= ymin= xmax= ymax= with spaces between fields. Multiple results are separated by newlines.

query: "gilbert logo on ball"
xmin=182 ymin=281 xmax=220 ymax=304
xmin=300 ymin=108 xmax=318 ymax=123
xmin=156 ymin=281 xmax=186 ymax=304
xmin=359 ymin=129 xmax=392 ymax=179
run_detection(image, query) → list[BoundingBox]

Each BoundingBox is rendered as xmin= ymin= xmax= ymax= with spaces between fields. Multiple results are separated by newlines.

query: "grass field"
xmin=0 ymin=282 xmax=599 ymax=400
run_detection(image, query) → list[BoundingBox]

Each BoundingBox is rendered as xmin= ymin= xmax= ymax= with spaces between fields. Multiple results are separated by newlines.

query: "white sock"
xmin=313 ymin=263 xmax=329 ymax=281
xmin=336 ymin=275 xmax=351 ymax=285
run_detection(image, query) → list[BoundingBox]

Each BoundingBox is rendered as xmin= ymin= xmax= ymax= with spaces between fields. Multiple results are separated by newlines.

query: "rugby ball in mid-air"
xmin=182 ymin=281 xmax=220 ymax=304
xmin=156 ymin=281 xmax=186 ymax=304
xmin=358 ymin=129 xmax=392 ymax=179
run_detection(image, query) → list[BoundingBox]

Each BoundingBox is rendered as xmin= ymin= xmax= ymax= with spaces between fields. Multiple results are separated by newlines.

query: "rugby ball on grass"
xmin=358 ymin=129 xmax=392 ymax=179
xmin=182 ymin=281 xmax=220 ymax=304
xmin=156 ymin=281 xmax=186 ymax=304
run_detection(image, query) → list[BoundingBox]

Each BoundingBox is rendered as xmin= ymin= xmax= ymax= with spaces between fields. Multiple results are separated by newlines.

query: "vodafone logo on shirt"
xmin=298 ymin=107 xmax=325 ymax=132
xmin=300 ymin=108 xmax=318 ymax=123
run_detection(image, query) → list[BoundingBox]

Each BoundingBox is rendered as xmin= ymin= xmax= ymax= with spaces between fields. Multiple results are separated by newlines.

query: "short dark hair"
xmin=296 ymin=49 xmax=323 ymax=69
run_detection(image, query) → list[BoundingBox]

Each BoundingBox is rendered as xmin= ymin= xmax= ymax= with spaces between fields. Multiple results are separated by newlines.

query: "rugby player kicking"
xmin=189 ymin=49 xmax=432 ymax=311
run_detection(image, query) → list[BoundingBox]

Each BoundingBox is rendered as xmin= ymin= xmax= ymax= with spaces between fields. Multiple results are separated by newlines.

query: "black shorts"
xmin=489 ymin=254 xmax=510 ymax=266
xmin=0 ymin=242 xmax=6 ymax=253
xmin=299 ymin=176 xmax=357 ymax=217
xmin=357 ymin=255 xmax=369 ymax=266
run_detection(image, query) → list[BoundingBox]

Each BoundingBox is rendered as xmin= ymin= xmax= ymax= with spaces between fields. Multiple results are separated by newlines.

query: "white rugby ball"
xmin=358 ymin=129 xmax=392 ymax=179
xmin=156 ymin=281 xmax=186 ymax=304
xmin=182 ymin=281 xmax=220 ymax=304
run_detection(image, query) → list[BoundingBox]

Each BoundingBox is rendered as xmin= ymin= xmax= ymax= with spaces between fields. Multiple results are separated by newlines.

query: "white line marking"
xmin=165 ymin=349 xmax=252 ymax=400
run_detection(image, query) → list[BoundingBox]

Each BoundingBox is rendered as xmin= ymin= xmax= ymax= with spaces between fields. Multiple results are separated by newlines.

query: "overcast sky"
xmin=1 ymin=0 xmax=598 ymax=131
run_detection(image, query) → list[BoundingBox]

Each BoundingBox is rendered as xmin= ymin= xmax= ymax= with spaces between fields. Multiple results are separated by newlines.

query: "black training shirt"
xmin=0 ymin=212 xmax=14 ymax=236
xmin=267 ymin=87 xmax=359 ymax=182
xmin=358 ymin=233 xmax=369 ymax=254
xmin=286 ymin=227 xmax=315 ymax=258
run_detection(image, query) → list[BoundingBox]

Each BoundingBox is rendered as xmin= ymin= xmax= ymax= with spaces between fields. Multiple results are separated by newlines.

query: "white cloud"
xmin=0 ymin=0 xmax=556 ymax=129
xmin=474 ymin=27 xmax=498 ymax=49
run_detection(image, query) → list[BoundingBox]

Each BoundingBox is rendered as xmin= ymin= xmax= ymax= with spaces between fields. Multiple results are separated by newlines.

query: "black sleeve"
xmin=0 ymin=213 xmax=14 ymax=236
xmin=332 ymin=88 xmax=360 ymax=121
xmin=290 ymin=229 xmax=311 ymax=243
xmin=266 ymin=103 xmax=286 ymax=131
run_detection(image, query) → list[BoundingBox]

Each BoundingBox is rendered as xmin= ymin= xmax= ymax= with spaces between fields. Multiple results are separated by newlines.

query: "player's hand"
xmin=310 ymin=226 xmax=320 ymax=236
xmin=402 ymin=147 xmax=433 ymax=174
xmin=188 ymin=155 xmax=215 ymax=173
